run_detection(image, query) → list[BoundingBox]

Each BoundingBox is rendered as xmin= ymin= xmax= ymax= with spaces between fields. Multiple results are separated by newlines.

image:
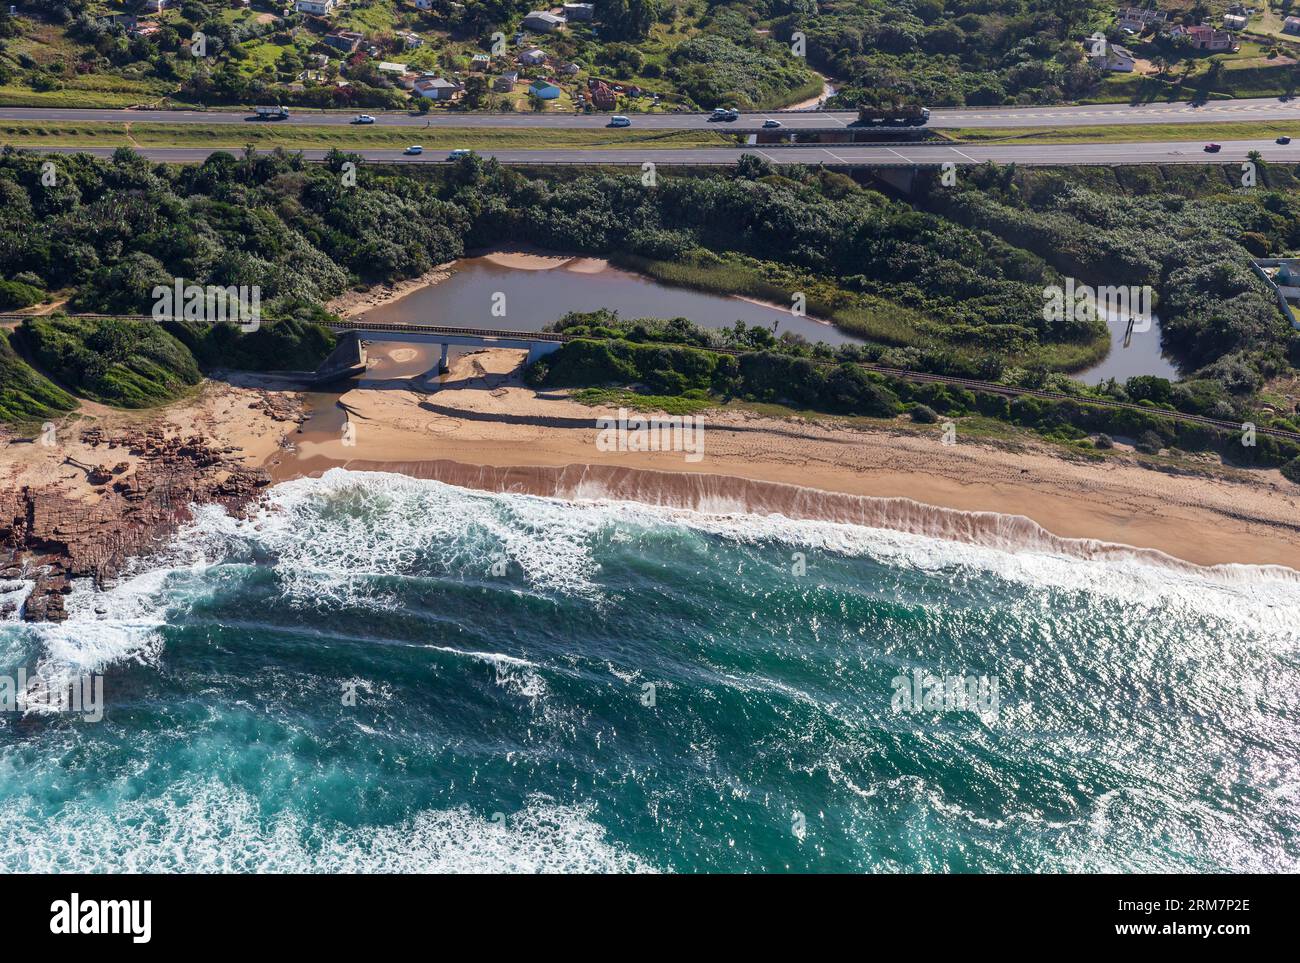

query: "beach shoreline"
xmin=5 ymin=348 xmax=1299 ymax=620
xmin=267 ymin=347 xmax=1300 ymax=571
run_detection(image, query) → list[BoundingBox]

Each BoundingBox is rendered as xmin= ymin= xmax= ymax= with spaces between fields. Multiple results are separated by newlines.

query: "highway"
xmin=4 ymin=96 xmax=1300 ymax=132
xmin=26 ymin=139 xmax=1296 ymax=167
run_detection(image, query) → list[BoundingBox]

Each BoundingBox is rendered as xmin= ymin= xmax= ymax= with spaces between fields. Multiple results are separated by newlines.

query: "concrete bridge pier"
xmin=438 ymin=342 xmax=450 ymax=374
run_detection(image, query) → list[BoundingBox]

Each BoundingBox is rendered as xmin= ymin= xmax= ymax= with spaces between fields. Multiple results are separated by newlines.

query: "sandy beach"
xmin=5 ymin=345 xmax=1299 ymax=590
xmin=262 ymin=346 xmax=1300 ymax=570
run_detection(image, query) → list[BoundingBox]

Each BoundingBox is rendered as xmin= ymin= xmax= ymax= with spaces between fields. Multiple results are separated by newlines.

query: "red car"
xmin=1204 ymin=143 xmax=1222 ymax=152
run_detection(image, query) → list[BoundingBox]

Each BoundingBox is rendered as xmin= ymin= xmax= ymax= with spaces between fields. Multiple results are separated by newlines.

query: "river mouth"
xmin=355 ymin=250 xmax=865 ymax=347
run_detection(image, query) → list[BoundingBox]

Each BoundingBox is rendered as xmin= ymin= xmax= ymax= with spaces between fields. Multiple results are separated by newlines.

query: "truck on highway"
xmin=856 ymin=102 xmax=930 ymax=126
xmin=254 ymin=105 xmax=290 ymax=120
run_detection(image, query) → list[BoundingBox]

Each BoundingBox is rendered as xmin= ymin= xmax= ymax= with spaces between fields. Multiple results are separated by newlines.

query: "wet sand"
xmin=260 ymin=347 xmax=1300 ymax=571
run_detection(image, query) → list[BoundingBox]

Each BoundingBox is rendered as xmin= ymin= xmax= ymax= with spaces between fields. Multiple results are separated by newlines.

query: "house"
xmin=517 ymin=48 xmax=547 ymax=66
xmin=322 ymin=29 xmax=364 ymax=53
xmin=1223 ymin=13 xmax=1248 ymax=29
xmin=1115 ymin=7 xmax=1165 ymax=32
xmin=1286 ymin=16 xmax=1300 ymax=34
xmin=470 ymin=53 xmax=492 ymax=71
xmin=588 ymin=78 xmax=617 ymax=109
xmin=563 ymin=3 xmax=594 ymax=21
xmin=402 ymin=32 xmax=424 ymax=49
xmin=494 ymin=71 xmax=519 ymax=91
xmin=378 ymin=61 xmax=408 ymax=75
xmin=557 ymin=61 xmax=580 ymax=76
xmin=295 ymin=0 xmax=336 ymax=15
xmin=398 ymin=72 xmax=420 ymax=89
xmin=1115 ymin=7 xmax=1167 ymax=33
xmin=529 ymin=79 xmax=562 ymax=99
xmin=1089 ymin=40 xmax=1135 ymax=72
xmin=522 ymin=11 xmax=565 ymax=32
xmin=1172 ymin=24 xmax=1235 ymax=51
xmin=413 ymin=77 xmax=461 ymax=99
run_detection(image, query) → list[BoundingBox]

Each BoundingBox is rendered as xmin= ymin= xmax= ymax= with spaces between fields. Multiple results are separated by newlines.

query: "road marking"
xmin=824 ymin=149 xmax=849 ymax=163
xmin=886 ymin=147 xmax=912 ymax=163
xmin=949 ymin=147 xmax=978 ymax=163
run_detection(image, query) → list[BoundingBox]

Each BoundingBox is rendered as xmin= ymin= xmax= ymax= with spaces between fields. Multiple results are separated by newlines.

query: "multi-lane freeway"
xmin=27 ymin=139 xmax=1295 ymax=168
xmin=3 ymin=96 xmax=1300 ymax=132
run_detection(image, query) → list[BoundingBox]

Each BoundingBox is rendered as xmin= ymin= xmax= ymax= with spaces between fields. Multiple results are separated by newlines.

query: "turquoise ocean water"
xmin=1 ymin=469 xmax=1297 ymax=873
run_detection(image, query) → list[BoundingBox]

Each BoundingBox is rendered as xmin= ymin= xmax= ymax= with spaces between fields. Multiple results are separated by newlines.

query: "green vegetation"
xmin=0 ymin=121 xmax=732 ymax=150
xmin=949 ymin=121 xmax=1300 ymax=144
xmin=18 ymin=314 xmax=202 ymax=407
xmin=529 ymin=310 xmax=1300 ymax=474
xmin=0 ymin=329 xmax=76 ymax=425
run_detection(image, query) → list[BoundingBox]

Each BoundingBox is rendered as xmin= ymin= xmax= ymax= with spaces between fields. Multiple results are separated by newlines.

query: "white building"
xmin=518 ymin=48 xmax=547 ymax=66
xmin=1090 ymin=40 xmax=1136 ymax=72
xmin=295 ymin=0 xmax=336 ymax=15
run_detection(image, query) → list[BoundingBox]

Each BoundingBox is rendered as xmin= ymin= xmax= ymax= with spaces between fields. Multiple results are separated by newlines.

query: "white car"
xmin=762 ymin=119 xmax=782 ymax=129
xmin=403 ymin=145 xmax=424 ymax=155
xmin=353 ymin=114 xmax=376 ymax=124
xmin=609 ymin=115 xmax=631 ymax=128
xmin=447 ymin=149 xmax=472 ymax=160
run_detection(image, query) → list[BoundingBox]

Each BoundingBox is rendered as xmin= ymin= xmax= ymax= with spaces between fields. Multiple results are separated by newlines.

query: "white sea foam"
xmin=11 ymin=467 xmax=1300 ymax=678
xmin=0 ymin=779 xmax=656 ymax=874
xmin=213 ymin=470 xmax=1300 ymax=638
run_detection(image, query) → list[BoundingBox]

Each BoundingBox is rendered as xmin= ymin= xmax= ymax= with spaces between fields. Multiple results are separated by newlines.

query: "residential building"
xmin=563 ymin=3 xmax=594 ymax=21
xmin=322 ymin=29 xmax=364 ymax=53
xmin=1172 ymin=24 xmax=1235 ymax=51
xmin=295 ymin=0 xmax=336 ymax=15
xmin=494 ymin=71 xmax=519 ymax=91
xmin=470 ymin=53 xmax=492 ymax=71
xmin=1090 ymin=40 xmax=1136 ymax=72
xmin=1115 ymin=6 xmax=1167 ymax=32
xmin=402 ymin=32 xmax=424 ymax=49
xmin=522 ymin=10 xmax=564 ymax=32
xmin=557 ymin=62 xmax=581 ymax=76
xmin=378 ymin=61 xmax=408 ymax=75
xmin=588 ymin=78 xmax=617 ymax=109
xmin=529 ymin=79 xmax=562 ymax=99
xmin=1223 ymin=13 xmax=1248 ymax=29
xmin=413 ymin=77 xmax=462 ymax=100
xmin=517 ymin=48 xmax=548 ymax=66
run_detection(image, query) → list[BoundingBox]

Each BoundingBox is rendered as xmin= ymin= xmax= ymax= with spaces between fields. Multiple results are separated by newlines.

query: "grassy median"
xmin=949 ymin=121 xmax=1300 ymax=144
xmin=0 ymin=121 xmax=735 ymax=150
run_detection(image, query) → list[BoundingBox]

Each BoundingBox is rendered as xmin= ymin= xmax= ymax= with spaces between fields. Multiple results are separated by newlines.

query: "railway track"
xmin=4 ymin=313 xmax=1297 ymax=443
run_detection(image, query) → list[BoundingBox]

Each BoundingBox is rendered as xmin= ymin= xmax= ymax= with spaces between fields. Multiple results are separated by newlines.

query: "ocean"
xmin=1 ymin=468 xmax=1297 ymax=873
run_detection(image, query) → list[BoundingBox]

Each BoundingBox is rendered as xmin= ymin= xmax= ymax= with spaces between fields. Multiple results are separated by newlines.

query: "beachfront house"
xmin=523 ymin=11 xmax=565 ymax=32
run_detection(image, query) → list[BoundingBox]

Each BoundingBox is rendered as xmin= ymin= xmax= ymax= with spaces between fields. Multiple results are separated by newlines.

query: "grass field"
xmin=0 ymin=122 xmax=736 ymax=150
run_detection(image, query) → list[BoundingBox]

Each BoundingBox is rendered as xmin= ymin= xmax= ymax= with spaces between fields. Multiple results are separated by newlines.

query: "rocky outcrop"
xmin=0 ymin=428 xmax=271 ymax=622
